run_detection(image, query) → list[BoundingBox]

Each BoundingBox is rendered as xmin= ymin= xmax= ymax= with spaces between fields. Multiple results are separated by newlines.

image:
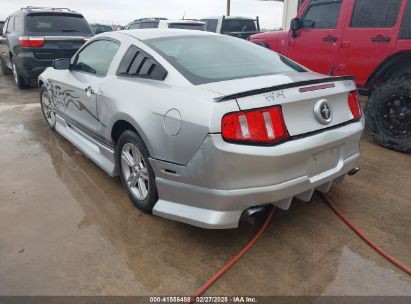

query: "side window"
xmin=6 ymin=17 xmax=14 ymax=33
xmin=128 ymin=22 xmax=141 ymax=29
xmin=204 ymin=19 xmax=218 ymax=32
xmin=351 ymin=0 xmax=402 ymax=28
xmin=301 ymin=1 xmax=342 ymax=29
xmin=141 ymin=22 xmax=159 ymax=29
xmin=399 ymin=0 xmax=411 ymax=38
xmin=117 ymin=45 xmax=167 ymax=80
xmin=3 ymin=18 xmax=8 ymax=34
xmin=14 ymin=15 xmax=23 ymax=32
xmin=74 ymin=40 xmax=120 ymax=77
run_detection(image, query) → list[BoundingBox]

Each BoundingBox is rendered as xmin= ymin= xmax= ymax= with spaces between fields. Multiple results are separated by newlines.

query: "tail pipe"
xmin=348 ymin=167 xmax=360 ymax=176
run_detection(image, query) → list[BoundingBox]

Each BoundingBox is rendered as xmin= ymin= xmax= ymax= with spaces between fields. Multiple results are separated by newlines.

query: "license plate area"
xmin=307 ymin=145 xmax=341 ymax=177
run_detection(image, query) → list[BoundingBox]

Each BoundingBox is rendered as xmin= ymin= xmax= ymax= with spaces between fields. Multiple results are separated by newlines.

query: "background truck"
xmin=200 ymin=16 xmax=260 ymax=39
xmin=250 ymin=0 xmax=411 ymax=152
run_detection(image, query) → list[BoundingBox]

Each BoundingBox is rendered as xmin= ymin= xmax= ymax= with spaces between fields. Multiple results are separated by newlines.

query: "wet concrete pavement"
xmin=0 ymin=72 xmax=410 ymax=296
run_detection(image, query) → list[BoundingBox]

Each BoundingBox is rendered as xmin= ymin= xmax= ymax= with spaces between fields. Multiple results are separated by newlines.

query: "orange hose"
xmin=188 ymin=206 xmax=275 ymax=303
xmin=320 ymin=193 xmax=411 ymax=275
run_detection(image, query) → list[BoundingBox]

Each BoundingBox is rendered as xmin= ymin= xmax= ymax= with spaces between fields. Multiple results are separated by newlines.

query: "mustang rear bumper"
xmin=150 ymin=117 xmax=365 ymax=229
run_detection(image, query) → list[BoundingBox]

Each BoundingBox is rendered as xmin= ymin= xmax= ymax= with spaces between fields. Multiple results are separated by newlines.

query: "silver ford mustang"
xmin=38 ymin=29 xmax=364 ymax=229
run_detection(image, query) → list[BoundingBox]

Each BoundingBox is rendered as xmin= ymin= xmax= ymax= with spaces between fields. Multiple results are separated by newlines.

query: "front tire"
xmin=365 ymin=74 xmax=411 ymax=153
xmin=116 ymin=130 xmax=158 ymax=213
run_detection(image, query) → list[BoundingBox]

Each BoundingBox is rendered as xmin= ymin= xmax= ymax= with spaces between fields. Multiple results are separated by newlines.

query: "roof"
xmin=160 ymin=19 xmax=206 ymax=25
xmin=15 ymin=6 xmax=82 ymax=16
xmin=119 ymin=28 xmax=217 ymax=40
xmin=201 ymin=16 xmax=257 ymax=20
xmin=130 ymin=17 xmax=167 ymax=23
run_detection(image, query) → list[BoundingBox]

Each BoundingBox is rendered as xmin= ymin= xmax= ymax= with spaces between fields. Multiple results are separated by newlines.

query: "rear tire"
xmin=116 ymin=130 xmax=158 ymax=213
xmin=40 ymin=85 xmax=56 ymax=129
xmin=0 ymin=57 xmax=11 ymax=75
xmin=11 ymin=58 xmax=30 ymax=89
xmin=365 ymin=74 xmax=411 ymax=153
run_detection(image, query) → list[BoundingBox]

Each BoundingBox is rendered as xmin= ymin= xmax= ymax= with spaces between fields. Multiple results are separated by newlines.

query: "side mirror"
xmin=52 ymin=58 xmax=70 ymax=70
xmin=290 ymin=18 xmax=301 ymax=38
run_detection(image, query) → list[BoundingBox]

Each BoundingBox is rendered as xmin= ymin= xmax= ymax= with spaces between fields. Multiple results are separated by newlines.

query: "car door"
xmin=56 ymin=39 xmax=120 ymax=133
xmin=287 ymin=0 xmax=346 ymax=75
xmin=335 ymin=0 xmax=405 ymax=86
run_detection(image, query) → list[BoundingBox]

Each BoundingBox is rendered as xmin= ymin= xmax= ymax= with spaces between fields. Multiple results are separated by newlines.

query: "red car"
xmin=250 ymin=0 xmax=411 ymax=152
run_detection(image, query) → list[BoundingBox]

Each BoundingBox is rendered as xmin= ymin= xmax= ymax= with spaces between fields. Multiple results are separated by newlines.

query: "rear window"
xmin=26 ymin=13 xmax=93 ymax=34
xmin=168 ymin=23 xmax=206 ymax=31
xmin=221 ymin=19 xmax=256 ymax=32
xmin=145 ymin=35 xmax=305 ymax=85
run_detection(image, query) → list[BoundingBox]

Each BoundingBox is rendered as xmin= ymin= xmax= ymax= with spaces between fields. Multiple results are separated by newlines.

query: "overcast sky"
xmin=0 ymin=0 xmax=284 ymax=29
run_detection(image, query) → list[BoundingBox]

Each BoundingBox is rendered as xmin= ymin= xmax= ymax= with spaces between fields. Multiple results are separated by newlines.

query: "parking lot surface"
xmin=0 ymin=72 xmax=410 ymax=296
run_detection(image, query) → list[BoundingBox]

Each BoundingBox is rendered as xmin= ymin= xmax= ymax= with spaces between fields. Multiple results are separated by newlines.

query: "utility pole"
xmin=227 ymin=0 xmax=231 ymax=16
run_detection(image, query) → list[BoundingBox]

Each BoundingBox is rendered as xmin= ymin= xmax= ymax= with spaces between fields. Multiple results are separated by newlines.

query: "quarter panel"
xmin=100 ymin=76 xmax=222 ymax=165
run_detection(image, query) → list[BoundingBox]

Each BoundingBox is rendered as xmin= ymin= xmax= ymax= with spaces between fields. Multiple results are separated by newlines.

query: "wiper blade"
xmin=61 ymin=29 xmax=81 ymax=32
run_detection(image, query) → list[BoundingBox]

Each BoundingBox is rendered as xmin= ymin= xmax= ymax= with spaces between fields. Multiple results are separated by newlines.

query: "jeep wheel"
xmin=11 ymin=59 xmax=30 ymax=89
xmin=365 ymin=74 xmax=411 ymax=153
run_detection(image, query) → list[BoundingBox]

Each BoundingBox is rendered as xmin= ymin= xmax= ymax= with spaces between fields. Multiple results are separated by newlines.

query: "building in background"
xmin=258 ymin=0 xmax=305 ymax=29
xmin=282 ymin=0 xmax=305 ymax=29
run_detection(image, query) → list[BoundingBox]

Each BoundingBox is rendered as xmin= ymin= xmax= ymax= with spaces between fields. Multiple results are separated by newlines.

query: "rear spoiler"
xmin=215 ymin=76 xmax=355 ymax=102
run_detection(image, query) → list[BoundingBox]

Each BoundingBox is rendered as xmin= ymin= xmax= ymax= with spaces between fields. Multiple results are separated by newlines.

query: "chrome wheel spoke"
xmin=121 ymin=150 xmax=135 ymax=167
xmin=138 ymin=177 xmax=148 ymax=198
xmin=127 ymin=173 xmax=139 ymax=187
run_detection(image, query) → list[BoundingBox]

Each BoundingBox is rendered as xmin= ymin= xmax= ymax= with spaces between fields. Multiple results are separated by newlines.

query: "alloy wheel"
xmin=121 ymin=143 xmax=150 ymax=200
xmin=41 ymin=91 xmax=56 ymax=126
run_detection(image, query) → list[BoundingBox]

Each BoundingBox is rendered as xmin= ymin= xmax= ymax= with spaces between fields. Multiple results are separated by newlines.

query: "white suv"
xmin=126 ymin=18 xmax=206 ymax=31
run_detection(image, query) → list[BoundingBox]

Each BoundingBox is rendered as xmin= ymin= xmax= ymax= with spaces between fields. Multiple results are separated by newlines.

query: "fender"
xmin=366 ymin=51 xmax=411 ymax=91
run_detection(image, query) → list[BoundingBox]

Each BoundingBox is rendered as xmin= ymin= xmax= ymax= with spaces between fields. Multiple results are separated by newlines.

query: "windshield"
xmin=91 ymin=24 xmax=112 ymax=33
xmin=146 ymin=35 xmax=305 ymax=85
xmin=168 ymin=23 xmax=206 ymax=31
xmin=26 ymin=13 xmax=93 ymax=34
xmin=221 ymin=19 xmax=257 ymax=32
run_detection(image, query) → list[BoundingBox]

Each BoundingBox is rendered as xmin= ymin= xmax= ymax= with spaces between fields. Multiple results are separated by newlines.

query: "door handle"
xmin=371 ymin=36 xmax=391 ymax=42
xmin=323 ymin=36 xmax=337 ymax=42
xmin=85 ymin=86 xmax=95 ymax=97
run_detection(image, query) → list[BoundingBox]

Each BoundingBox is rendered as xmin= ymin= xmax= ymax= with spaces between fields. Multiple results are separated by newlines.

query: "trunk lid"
xmin=200 ymin=73 xmax=357 ymax=136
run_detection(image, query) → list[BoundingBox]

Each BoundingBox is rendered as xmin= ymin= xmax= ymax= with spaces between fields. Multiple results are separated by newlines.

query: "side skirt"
xmin=55 ymin=114 xmax=119 ymax=177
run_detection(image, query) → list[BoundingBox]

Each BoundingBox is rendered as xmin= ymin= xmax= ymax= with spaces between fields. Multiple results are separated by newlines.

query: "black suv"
xmin=0 ymin=6 xmax=93 ymax=88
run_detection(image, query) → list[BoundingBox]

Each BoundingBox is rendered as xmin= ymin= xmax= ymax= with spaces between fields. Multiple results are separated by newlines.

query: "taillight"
xmin=348 ymin=90 xmax=362 ymax=120
xmin=222 ymin=106 xmax=289 ymax=144
xmin=19 ymin=36 xmax=45 ymax=48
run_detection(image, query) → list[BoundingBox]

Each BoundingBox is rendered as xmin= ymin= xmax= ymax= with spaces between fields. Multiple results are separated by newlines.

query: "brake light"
xmin=19 ymin=36 xmax=45 ymax=48
xmin=222 ymin=106 xmax=289 ymax=144
xmin=348 ymin=90 xmax=362 ymax=120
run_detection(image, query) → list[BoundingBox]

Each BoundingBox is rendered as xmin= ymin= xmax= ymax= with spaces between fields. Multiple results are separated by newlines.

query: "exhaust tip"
xmin=348 ymin=167 xmax=360 ymax=176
